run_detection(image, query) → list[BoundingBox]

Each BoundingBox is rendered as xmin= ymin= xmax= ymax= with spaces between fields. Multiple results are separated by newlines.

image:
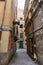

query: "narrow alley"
xmin=9 ymin=49 xmax=38 ymax=65
xmin=0 ymin=0 xmax=43 ymax=65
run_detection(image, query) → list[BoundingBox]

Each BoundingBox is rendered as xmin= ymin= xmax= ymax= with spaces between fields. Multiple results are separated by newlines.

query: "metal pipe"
xmin=1 ymin=0 xmax=7 ymax=28
xmin=27 ymin=26 xmax=43 ymax=36
xmin=0 ymin=26 xmax=12 ymax=31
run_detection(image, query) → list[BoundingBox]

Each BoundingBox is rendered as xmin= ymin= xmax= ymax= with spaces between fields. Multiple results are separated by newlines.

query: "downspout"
xmin=1 ymin=0 xmax=7 ymax=28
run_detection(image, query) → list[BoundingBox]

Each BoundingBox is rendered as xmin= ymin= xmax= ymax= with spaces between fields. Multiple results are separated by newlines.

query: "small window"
xmin=20 ymin=33 xmax=23 ymax=38
xmin=20 ymin=24 xmax=23 ymax=28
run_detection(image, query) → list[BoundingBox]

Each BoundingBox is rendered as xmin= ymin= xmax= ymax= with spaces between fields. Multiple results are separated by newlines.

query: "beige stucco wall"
xmin=3 ymin=0 xmax=13 ymax=27
xmin=0 ymin=0 xmax=17 ymax=53
xmin=1 ymin=0 xmax=17 ymax=27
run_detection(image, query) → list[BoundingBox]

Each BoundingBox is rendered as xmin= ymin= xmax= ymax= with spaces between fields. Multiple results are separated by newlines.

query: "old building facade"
xmin=24 ymin=0 xmax=43 ymax=65
xmin=17 ymin=8 xmax=26 ymax=49
xmin=0 ymin=0 xmax=17 ymax=65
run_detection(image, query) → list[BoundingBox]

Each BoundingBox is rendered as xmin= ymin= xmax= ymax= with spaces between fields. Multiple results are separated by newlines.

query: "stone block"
xmin=35 ymin=33 xmax=43 ymax=65
xmin=0 ymin=49 xmax=16 ymax=65
xmin=0 ymin=53 xmax=8 ymax=65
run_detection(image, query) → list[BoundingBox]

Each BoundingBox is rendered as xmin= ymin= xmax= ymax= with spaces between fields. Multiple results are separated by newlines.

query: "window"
xmin=0 ymin=0 xmax=5 ymax=1
xmin=20 ymin=17 xmax=23 ymax=20
xmin=20 ymin=24 xmax=23 ymax=28
xmin=20 ymin=33 xmax=23 ymax=38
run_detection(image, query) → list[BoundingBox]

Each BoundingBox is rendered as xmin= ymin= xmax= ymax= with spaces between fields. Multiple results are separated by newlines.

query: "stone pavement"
xmin=9 ymin=49 xmax=38 ymax=65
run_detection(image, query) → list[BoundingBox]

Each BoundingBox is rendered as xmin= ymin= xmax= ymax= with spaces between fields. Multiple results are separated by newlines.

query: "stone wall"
xmin=0 ymin=49 xmax=16 ymax=65
xmin=33 ymin=6 xmax=43 ymax=65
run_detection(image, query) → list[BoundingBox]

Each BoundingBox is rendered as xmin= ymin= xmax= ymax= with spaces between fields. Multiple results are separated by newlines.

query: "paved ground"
xmin=9 ymin=49 xmax=38 ymax=65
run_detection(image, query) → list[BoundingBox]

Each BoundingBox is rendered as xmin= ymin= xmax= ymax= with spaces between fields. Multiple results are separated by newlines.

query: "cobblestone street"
xmin=9 ymin=49 xmax=38 ymax=65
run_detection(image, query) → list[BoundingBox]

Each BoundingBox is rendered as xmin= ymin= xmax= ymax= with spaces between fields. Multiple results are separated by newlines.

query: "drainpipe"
xmin=1 ymin=0 xmax=7 ymax=28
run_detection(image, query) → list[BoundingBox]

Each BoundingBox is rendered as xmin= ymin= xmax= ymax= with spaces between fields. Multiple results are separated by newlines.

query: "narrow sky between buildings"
xmin=18 ymin=0 xmax=25 ymax=10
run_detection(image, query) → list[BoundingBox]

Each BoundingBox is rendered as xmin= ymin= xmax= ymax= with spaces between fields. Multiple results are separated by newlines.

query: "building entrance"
xmin=19 ymin=41 xmax=23 ymax=48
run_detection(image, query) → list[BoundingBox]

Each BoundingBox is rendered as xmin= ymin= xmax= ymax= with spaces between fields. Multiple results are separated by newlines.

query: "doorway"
xmin=19 ymin=41 xmax=23 ymax=48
